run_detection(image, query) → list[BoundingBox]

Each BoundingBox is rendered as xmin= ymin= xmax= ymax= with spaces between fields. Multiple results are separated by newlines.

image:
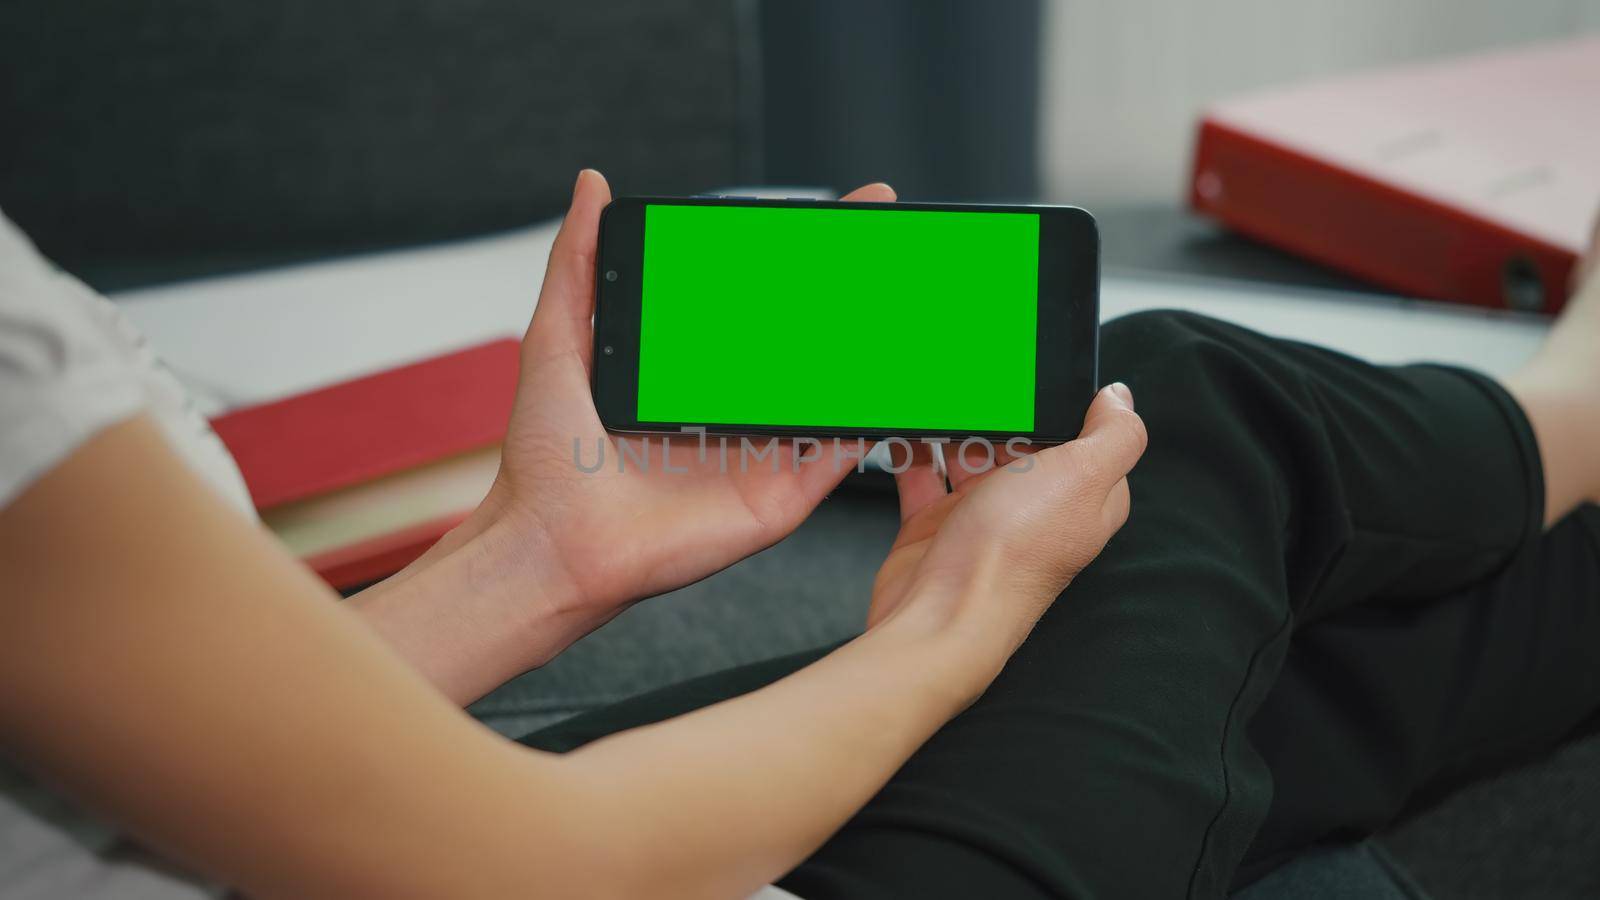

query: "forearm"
xmin=557 ymin=612 xmax=980 ymax=899
xmin=0 ymin=416 xmax=988 ymax=899
xmin=349 ymin=490 xmax=593 ymax=705
xmin=359 ymin=522 xmax=987 ymax=896
xmin=333 ymin=598 xmax=984 ymax=900
xmin=349 ymin=498 xmax=990 ymax=897
xmin=360 ymin=563 xmax=986 ymax=898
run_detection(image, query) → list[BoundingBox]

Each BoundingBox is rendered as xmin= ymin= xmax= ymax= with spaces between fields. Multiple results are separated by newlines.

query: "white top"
xmin=0 ymin=209 xmax=801 ymax=900
xmin=0 ymin=213 xmax=253 ymax=516
xmin=0 ymin=213 xmax=245 ymax=895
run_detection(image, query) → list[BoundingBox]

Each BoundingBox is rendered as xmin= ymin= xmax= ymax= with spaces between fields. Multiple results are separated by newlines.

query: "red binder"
xmin=1189 ymin=37 xmax=1600 ymax=314
xmin=209 ymin=339 xmax=520 ymax=588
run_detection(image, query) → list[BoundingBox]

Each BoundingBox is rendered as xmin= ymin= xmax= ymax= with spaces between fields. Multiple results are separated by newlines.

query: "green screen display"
xmin=638 ymin=204 xmax=1040 ymax=431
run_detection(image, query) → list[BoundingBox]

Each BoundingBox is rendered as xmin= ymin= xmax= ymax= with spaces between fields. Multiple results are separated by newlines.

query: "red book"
xmin=1189 ymin=37 xmax=1600 ymax=314
xmin=209 ymin=339 xmax=520 ymax=588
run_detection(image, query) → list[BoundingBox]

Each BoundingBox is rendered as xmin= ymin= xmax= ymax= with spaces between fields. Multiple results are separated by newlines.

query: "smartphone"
xmin=591 ymin=196 xmax=1099 ymax=443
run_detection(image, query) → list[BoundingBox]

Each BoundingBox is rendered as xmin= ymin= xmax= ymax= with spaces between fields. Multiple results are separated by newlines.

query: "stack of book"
xmin=210 ymin=339 xmax=519 ymax=589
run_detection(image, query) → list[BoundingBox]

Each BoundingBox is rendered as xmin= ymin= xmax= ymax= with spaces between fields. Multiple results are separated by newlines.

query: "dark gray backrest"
xmin=1 ymin=1 xmax=749 ymax=289
xmin=757 ymin=0 xmax=1041 ymax=203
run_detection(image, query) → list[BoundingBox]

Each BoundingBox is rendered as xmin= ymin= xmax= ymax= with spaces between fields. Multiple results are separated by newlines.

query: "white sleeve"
xmin=0 ymin=212 xmax=147 ymax=510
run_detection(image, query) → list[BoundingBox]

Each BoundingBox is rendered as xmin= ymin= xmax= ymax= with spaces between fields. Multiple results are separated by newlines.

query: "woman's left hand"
xmin=495 ymin=171 xmax=894 ymax=628
xmin=355 ymin=171 xmax=897 ymax=700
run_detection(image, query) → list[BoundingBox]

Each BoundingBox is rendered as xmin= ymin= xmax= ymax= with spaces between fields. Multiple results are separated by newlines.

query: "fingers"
xmin=945 ymin=441 xmax=983 ymax=491
xmin=1034 ymin=383 xmax=1147 ymax=493
xmin=947 ymin=439 xmax=1033 ymax=492
xmin=524 ymin=169 xmax=613 ymax=374
xmin=1073 ymin=383 xmax=1147 ymax=483
xmin=1101 ymin=476 xmax=1131 ymax=532
xmin=790 ymin=438 xmax=870 ymax=507
xmin=891 ymin=441 xmax=946 ymax=522
xmin=839 ymin=182 xmax=897 ymax=204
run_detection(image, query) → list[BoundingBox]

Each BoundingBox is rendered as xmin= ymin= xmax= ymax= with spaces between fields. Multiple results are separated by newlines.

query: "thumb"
xmin=524 ymin=169 xmax=613 ymax=373
xmin=1039 ymin=383 xmax=1147 ymax=490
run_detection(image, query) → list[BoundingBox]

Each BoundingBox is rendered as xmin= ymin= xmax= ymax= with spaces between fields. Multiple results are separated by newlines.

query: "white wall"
xmin=1039 ymin=0 xmax=1600 ymax=207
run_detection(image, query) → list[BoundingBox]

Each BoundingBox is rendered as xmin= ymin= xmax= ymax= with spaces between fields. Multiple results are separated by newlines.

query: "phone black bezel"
xmin=592 ymin=196 xmax=1099 ymax=444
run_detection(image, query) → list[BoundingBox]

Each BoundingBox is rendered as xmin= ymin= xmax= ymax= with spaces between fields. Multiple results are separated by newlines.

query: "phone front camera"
xmin=605 ymin=270 xmax=618 ymax=282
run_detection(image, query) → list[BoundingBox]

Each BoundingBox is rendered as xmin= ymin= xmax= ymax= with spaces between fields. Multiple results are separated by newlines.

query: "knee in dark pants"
xmin=1090 ymin=309 xmax=1330 ymax=538
xmin=1099 ymin=308 xmax=1233 ymax=384
xmin=1095 ymin=309 xmax=1274 ymax=430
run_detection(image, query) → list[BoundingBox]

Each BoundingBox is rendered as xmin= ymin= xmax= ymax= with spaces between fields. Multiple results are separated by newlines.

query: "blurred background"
xmin=5 ymin=0 xmax=1596 ymax=292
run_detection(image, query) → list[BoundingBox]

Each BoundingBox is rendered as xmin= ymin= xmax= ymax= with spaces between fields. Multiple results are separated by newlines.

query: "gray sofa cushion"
xmin=1236 ymin=843 xmax=1428 ymax=900
xmin=0 ymin=1 xmax=747 ymax=290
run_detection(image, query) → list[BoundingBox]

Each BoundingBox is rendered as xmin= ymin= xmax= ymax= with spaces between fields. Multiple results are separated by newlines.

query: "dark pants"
xmin=521 ymin=311 xmax=1600 ymax=899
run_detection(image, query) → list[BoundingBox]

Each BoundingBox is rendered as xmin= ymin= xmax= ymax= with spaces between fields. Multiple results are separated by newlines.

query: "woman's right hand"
xmin=870 ymin=383 xmax=1147 ymax=699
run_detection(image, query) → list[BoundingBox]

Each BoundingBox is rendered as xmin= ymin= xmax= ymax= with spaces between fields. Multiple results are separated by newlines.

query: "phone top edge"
xmin=605 ymin=195 xmax=1097 ymax=220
